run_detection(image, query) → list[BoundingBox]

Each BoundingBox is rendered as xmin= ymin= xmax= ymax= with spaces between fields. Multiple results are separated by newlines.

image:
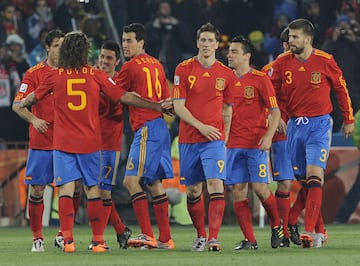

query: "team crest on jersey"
xmin=215 ymin=78 xmax=225 ymax=91
xmin=311 ymin=72 xmax=321 ymax=84
xmin=19 ymin=83 xmax=28 ymax=93
xmin=244 ymin=86 xmax=255 ymax=99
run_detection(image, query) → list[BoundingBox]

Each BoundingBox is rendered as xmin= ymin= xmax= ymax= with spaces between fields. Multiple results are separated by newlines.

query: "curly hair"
xmin=58 ymin=31 xmax=90 ymax=69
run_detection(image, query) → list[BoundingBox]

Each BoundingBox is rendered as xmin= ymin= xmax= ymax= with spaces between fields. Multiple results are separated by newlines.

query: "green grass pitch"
xmin=1 ymin=224 xmax=360 ymax=266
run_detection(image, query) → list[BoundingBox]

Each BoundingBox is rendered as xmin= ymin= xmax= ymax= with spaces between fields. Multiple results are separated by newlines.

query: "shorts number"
xmin=259 ymin=164 xmax=267 ymax=178
xmin=320 ymin=149 xmax=327 ymax=162
xmin=67 ymin=78 xmax=87 ymax=111
xmin=217 ymin=160 xmax=225 ymax=174
xmin=103 ymin=166 xmax=112 ymax=179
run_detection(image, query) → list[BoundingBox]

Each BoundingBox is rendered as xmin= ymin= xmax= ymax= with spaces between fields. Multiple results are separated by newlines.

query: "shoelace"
xmin=295 ymin=116 xmax=309 ymax=125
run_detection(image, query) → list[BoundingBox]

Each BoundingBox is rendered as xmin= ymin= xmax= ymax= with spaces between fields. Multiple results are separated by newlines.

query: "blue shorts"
xmin=225 ymin=148 xmax=272 ymax=185
xmin=287 ymin=115 xmax=333 ymax=177
xmin=179 ymin=141 xmax=226 ymax=186
xmin=54 ymin=150 xmax=101 ymax=187
xmin=25 ymin=149 xmax=54 ymax=185
xmin=271 ymin=140 xmax=294 ymax=181
xmin=125 ymin=118 xmax=173 ymax=184
xmin=99 ymin=150 xmax=120 ymax=191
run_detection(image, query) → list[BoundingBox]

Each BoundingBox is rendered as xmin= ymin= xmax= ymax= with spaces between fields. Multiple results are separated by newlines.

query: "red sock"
xmin=261 ymin=192 xmax=280 ymax=227
xmin=315 ymin=212 xmax=325 ymax=234
xmin=87 ymin=198 xmax=106 ymax=243
xmin=73 ymin=191 xmax=81 ymax=217
xmin=59 ymin=196 xmax=75 ymax=243
xmin=109 ymin=202 xmax=126 ymax=234
xmin=102 ymin=198 xmax=112 ymax=226
xmin=208 ymin=193 xmax=225 ymax=240
xmin=304 ymin=176 xmax=322 ymax=232
xmin=233 ymin=199 xmax=256 ymax=242
xmin=132 ymin=192 xmax=153 ymax=237
xmin=187 ymin=195 xmax=207 ymax=238
xmin=29 ymin=195 xmax=44 ymax=239
xmin=153 ymin=193 xmax=171 ymax=242
xmin=275 ymin=190 xmax=290 ymax=237
xmin=288 ymin=186 xmax=307 ymax=224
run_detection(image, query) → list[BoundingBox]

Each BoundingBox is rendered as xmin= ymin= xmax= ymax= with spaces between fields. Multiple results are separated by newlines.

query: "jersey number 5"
xmin=67 ymin=78 xmax=87 ymax=111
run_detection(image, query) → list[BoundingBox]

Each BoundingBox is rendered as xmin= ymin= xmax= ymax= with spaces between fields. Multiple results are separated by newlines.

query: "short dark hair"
xmin=231 ymin=35 xmax=255 ymax=56
xmin=101 ymin=40 xmax=121 ymax=60
xmin=288 ymin=18 xmax=315 ymax=38
xmin=45 ymin=28 xmax=65 ymax=47
xmin=280 ymin=27 xmax=289 ymax=43
xmin=123 ymin=23 xmax=146 ymax=43
xmin=58 ymin=31 xmax=90 ymax=69
xmin=197 ymin=23 xmax=220 ymax=42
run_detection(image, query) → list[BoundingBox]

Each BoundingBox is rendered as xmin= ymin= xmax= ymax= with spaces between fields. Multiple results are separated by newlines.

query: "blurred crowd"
xmin=1 ymin=0 xmax=360 ymax=142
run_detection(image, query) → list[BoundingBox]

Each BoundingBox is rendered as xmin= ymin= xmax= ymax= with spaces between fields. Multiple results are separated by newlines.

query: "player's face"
xmin=227 ymin=42 xmax=248 ymax=69
xmin=98 ymin=49 xmax=119 ymax=76
xmin=122 ymin=32 xmax=144 ymax=59
xmin=288 ymin=29 xmax=309 ymax=54
xmin=197 ymin=32 xmax=219 ymax=59
xmin=46 ymin=37 xmax=63 ymax=67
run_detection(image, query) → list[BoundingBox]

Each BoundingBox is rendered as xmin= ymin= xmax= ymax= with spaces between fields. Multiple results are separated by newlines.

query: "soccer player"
xmin=172 ymin=23 xmax=234 ymax=252
xmin=19 ymin=31 xmax=168 ymax=253
xmin=226 ymin=35 xmax=283 ymax=250
xmin=262 ymin=28 xmax=294 ymax=247
xmin=94 ymin=40 xmax=132 ymax=249
xmin=118 ymin=23 xmax=175 ymax=250
xmin=269 ymin=18 xmax=354 ymax=248
xmin=11 ymin=29 xmax=77 ymax=252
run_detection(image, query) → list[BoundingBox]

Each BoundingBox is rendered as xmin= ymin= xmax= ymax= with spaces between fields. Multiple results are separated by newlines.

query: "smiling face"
xmin=122 ymin=32 xmax=143 ymax=59
xmin=98 ymin=48 xmax=120 ymax=76
xmin=197 ymin=31 xmax=219 ymax=59
xmin=227 ymin=42 xmax=250 ymax=70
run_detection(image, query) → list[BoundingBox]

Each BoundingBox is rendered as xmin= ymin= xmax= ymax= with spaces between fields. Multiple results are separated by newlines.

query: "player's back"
xmin=117 ymin=53 xmax=169 ymax=131
xmin=38 ymin=66 xmax=113 ymax=154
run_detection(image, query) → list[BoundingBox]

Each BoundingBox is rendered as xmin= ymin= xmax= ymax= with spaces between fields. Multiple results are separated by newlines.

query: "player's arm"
xmin=222 ymin=103 xmax=232 ymax=144
xmin=12 ymin=98 xmax=49 ymax=133
xmin=259 ymin=107 xmax=281 ymax=150
xmin=173 ymin=99 xmax=221 ymax=141
xmin=119 ymin=91 xmax=163 ymax=113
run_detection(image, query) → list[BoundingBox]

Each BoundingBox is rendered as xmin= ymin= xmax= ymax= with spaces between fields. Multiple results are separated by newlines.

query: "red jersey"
xmin=13 ymin=61 xmax=54 ymax=150
xmin=35 ymin=66 xmax=127 ymax=153
xmin=173 ymin=57 xmax=234 ymax=143
xmin=270 ymin=49 xmax=354 ymax=124
xmin=262 ymin=61 xmax=288 ymax=142
xmin=227 ymin=69 xmax=278 ymax=149
xmin=116 ymin=53 xmax=169 ymax=131
xmin=99 ymin=72 xmax=124 ymax=151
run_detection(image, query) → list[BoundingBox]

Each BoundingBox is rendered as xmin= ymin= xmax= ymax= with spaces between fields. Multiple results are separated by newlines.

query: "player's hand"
xmin=31 ymin=118 xmax=50 ymax=133
xmin=160 ymin=99 xmax=175 ymax=116
xmin=277 ymin=118 xmax=287 ymax=135
xmin=198 ymin=124 xmax=221 ymax=141
xmin=343 ymin=123 xmax=354 ymax=139
xmin=258 ymin=135 xmax=272 ymax=150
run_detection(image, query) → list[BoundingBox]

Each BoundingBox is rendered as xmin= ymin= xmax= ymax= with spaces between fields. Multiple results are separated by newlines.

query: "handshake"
xmin=160 ymin=98 xmax=175 ymax=116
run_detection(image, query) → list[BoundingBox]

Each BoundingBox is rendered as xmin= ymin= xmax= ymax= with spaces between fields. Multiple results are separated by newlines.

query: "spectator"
xmin=145 ymin=0 xmax=192 ymax=79
xmin=0 ymin=3 xmax=25 ymax=44
xmin=25 ymin=0 xmax=53 ymax=52
xmin=248 ymin=30 xmax=270 ymax=69
xmin=28 ymin=28 xmax=48 ymax=66
xmin=53 ymin=0 xmax=85 ymax=32
xmin=263 ymin=11 xmax=290 ymax=60
xmin=322 ymin=15 xmax=360 ymax=132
